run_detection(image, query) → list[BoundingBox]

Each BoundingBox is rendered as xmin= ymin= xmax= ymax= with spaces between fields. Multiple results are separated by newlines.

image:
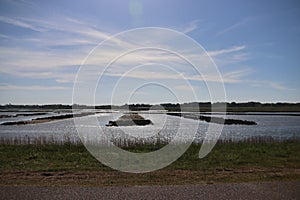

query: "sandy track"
xmin=0 ymin=181 xmax=299 ymax=200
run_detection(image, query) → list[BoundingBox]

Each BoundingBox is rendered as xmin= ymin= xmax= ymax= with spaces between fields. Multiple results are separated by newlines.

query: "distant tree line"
xmin=0 ymin=104 xmax=112 ymax=110
xmin=1 ymin=102 xmax=300 ymax=112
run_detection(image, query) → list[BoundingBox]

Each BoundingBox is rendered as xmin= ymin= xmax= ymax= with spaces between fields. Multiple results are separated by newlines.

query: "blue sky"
xmin=0 ymin=0 xmax=299 ymax=105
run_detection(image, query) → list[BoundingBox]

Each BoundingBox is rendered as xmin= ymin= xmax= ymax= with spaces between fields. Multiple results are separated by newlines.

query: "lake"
xmin=0 ymin=110 xmax=299 ymax=143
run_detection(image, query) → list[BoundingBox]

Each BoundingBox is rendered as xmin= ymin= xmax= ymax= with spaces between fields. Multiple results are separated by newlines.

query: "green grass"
xmin=0 ymin=141 xmax=299 ymax=172
xmin=0 ymin=144 xmax=105 ymax=172
xmin=0 ymin=141 xmax=299 ymax=186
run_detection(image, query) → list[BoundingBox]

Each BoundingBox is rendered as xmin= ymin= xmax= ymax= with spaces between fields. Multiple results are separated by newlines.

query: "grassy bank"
xmin=0 ymin=140 xmax=299 ymax=186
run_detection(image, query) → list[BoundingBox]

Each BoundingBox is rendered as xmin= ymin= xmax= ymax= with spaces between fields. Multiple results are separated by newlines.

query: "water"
xmin=0 ymin=111 xmax=299 ymax=142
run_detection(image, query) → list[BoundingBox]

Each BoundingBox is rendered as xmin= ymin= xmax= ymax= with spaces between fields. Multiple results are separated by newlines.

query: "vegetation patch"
xmin=167 ymin=113 xmax=257 ymax=125
xmin=106 ymin=113 xmax=153 ymax=126
xmin=0 ymin=112 xmax=94 ymax=125
xmin=0 ymin=140 xmax=299 ymax=186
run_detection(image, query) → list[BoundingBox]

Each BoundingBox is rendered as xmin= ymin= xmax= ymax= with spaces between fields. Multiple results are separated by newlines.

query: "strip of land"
xmin=167 ymin=113 xmax=257 ymax=125
xmin=0 ymin=112 xmax=95 ymax=125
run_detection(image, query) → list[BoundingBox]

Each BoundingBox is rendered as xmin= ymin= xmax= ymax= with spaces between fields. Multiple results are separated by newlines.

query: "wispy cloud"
xmin=0 ymin=46 xmax=86 ymax=69
xmin=0 ymin=8 xmax=254 ymax=91
xmin=0 ymin=15 xmax=122 ymax=47
xmin=106 ymin=68 xmax=251 ymax=84
xmin=0 ymin=33 xmax=11 ymax=39
xmin=216 ymin=17 xmax=255 ymax=36
xmin=207 ymin=45 xmax=246 ymax=57
xmin=181 ymin=19 xmax=202 ymax=34
xmin=106 ymin=66 xmax=292 ymax=91
xmin=0 ymin=14 xmax=286 ymax=93
xmin=222 ymin=68 xmax=253 ymax=83
xmin=0 ymin=43 xmax=250 ymax=86
xmin=0 ymin=15 xmax=115 ymax=79
xmin=0 ymin=84 xmax=70 ymax=90
xmin=174 ymin=85 xmax=198 ymax=91
xmin=207 ymin=45 xmax=249 ymax=66
xmin=0 ymin=16 xmax=46 ymax=32
xmin=248 ymin=80 xmax=295 ymax=91
xmin=7 ymin=0 xmax=37 ymax=7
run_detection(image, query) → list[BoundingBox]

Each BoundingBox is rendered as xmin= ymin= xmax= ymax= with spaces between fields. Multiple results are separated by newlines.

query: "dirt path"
xmin=0 ymin=181 xmax=299 ymax=200
xmin=1 ymin=168 xmax=299 ymax=186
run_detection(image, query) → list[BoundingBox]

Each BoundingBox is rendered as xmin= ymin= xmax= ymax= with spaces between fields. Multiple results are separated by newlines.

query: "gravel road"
xmin=0 ymin=181 xmax=299 ymax=200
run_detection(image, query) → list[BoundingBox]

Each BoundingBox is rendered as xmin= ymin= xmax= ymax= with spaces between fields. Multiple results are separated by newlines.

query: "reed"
xmin=0 ymin=134 xmax=298 ymax=146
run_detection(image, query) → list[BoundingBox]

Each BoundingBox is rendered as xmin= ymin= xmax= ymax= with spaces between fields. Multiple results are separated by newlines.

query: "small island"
xmin=106 ymin=113 xmax=153 ymax=126
xmin=167 ymin=113 xmax=257 ymax=125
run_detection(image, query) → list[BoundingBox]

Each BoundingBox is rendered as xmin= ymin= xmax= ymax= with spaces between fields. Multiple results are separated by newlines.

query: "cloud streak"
xmin=0 ymin=84 xmax=70 ymax=90
xmin=216 ymin=17 xmax=255 ymax=36
xmin=247 ymin=80 xmax=295 ymax=91
xmin=181 ymin=19 xmax=201 ymax=34
xmin=207 ymin=45 xmax=246 ymax=57
xmin=106 ymin=68 xmax=251 ymax=83
xmin=0 ymin=16 xmax=46 ymax=32
xmin=0 ymin=14 xmax=290 ymax=95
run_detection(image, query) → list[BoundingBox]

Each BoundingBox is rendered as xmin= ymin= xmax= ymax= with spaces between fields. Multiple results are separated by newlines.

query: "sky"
xmin=0 ymin=0 xmax=299 ymax=105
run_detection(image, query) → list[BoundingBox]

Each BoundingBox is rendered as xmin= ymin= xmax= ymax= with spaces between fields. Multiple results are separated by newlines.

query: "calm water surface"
xmin=0 ymin=111 xmax=299 ymax=142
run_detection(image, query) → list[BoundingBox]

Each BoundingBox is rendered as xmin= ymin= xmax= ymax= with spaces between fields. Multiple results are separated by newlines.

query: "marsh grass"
xmin=0 ymin=135 xmax=299 ymax=173
xmin=0 ymin=134 xmax=297 ymax=146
